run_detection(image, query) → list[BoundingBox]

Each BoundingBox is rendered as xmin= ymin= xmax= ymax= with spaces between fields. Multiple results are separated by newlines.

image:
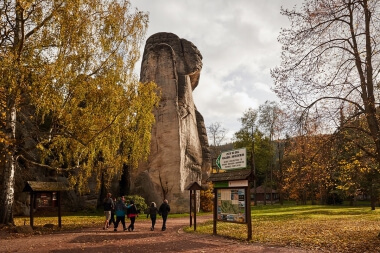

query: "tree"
xmin=207 ymin=122 xmax=227 ymax=171
xmin=272 ymin=0 xmax=380 ymax=210
xmin=234 ymin=108 xmax=258 ymax=204
xmin=0 ymin=0 xmax=158 ymax=225
xmin=207 ymin=122 xmax=226 ymax=147
xmin=281 ymin=132 xmax=336 ymax=205
xmin=258 ymin=101 xmax=283 ymax=204
xmin=333 ymin=114 xmax=378 ymax=205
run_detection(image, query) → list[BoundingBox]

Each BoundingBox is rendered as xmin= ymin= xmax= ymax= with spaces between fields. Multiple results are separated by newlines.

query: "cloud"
xmin=130 ymin=0 xmax=301 ymax=143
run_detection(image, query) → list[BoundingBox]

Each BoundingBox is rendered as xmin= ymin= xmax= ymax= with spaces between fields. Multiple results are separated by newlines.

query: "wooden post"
xmin=30 ymin=192 xmax=34 ymax=227
xmin=189 ymin=190 xmax=192 ymax=227
xmin=58 ymin=191 xmax=62 ymax=228
xmin=213 ymin=188 xmax=217 ymax=235
xmin=246 ymin=187 xmax=252 ymax=240
xmin=193 ymin=190 xmax=197 ymax=231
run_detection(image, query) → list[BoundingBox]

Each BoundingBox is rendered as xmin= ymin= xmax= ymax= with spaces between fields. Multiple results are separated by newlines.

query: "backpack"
xmin=103 ymin=198 xmax=113 ymax=211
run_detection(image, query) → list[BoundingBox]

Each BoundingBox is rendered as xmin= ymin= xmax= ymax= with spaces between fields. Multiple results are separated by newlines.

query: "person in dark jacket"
xmin=158 ymin=199 xmax=170 ymax=231
xmin=103 ymin=193 xmax=114 ymax=230
xmin=126 ymin=200 xmax=138 ymax=231
xmin=109 ymin=197 xmax=116 ymax=227
xmin=146 ymin=202 xmax=159 ymax=231
xmin=113 ymin=196 xmax=128 ymax=232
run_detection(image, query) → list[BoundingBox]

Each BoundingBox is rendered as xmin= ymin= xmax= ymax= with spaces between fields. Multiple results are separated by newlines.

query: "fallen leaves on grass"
xmin=184 ymin=205 xmax=380 ymax=253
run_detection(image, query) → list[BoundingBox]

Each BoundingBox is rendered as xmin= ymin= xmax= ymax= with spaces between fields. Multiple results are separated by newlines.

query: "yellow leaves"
xmin=0 ymin=0 xmax=154 ymax=194
xmin=32 ymin=78 xmax=159 ymax=194
xmin=0 ymin=132 xmax=12 ymax=146
xmin=190 ymin=205 xmax=380 ymax=252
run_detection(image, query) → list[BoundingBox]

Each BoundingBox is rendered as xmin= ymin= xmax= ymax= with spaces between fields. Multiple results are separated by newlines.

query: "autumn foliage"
xmin=200 ymin=183 xmax=213 ymax=212
xmin=0 ymin=0 xmax=159 ymax=224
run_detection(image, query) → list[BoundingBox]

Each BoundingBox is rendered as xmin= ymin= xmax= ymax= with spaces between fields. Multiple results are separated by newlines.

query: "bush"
xmin=124 ymin=195 xmax=148 ymax=214
xmin=200 ymin=182 xmax=214 ymax=212
xmin=327 ymin=193 xmax=344 ymax=205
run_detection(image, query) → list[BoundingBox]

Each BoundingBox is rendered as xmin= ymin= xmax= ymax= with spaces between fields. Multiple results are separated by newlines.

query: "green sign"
xmin=213 ymin=181 xmax=228 ymax=188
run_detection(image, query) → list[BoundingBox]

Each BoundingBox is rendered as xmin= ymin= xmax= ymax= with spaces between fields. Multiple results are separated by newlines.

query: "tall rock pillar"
xmin=132 ymin=32 xmax=210 ymax=213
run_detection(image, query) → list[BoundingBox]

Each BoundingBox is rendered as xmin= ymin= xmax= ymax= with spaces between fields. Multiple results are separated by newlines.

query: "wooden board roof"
xmin=185 ymin=182 xmax=204 ymax=190
xmin=23 ymin=181 xmax=69 ymax=192
xmin=207 ymin=169 xmax=252 ymax=182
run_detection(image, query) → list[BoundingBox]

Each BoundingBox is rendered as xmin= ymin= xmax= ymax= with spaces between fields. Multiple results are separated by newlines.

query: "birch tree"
xmin=0 ymin=0 xmax=158 ymax=224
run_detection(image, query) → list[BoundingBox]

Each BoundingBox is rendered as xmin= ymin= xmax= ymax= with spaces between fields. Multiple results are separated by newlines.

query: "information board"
xmin=216 ymin=188 xmax=246 ymax=223
xmin=216 ymin=148 xmax=247 ymax=170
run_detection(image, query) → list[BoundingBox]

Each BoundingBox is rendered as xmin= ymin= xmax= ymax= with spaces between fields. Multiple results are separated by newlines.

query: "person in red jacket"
xmin=126 ymin=200 xmax=138 ymax=231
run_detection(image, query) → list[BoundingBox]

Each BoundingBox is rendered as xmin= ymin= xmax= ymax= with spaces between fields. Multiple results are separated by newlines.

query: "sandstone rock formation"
xmin=131 ymin=32 xmax=211 ymax=213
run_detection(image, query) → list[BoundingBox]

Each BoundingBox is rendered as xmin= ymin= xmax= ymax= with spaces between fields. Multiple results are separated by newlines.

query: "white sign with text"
xmin=216 ymin=148 xmax=247 ymax=170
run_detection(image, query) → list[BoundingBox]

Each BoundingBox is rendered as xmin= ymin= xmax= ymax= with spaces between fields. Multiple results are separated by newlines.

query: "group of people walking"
xmin=146 ymin=199 xmax=170 ymax=231
xmin=103 ymin=193 xmax=171 ymax=232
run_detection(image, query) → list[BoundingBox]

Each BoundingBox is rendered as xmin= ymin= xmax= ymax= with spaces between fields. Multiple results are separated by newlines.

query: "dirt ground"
xmin=0 ymin=215 xmax=317 ymax=253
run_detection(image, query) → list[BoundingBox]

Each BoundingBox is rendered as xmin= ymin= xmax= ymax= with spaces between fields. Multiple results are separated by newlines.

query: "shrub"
xmin=124 ymin=195 xmax=148 ymax=214
xmin=200 ymin=182 xmax=214 ymax=212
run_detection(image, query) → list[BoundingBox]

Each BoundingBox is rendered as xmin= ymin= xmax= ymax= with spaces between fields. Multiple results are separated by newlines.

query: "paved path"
xmin=1 ymin=215 xmax=314 ymax=253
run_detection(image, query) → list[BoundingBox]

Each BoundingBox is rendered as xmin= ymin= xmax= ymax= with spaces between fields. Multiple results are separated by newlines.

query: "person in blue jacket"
xmin=113 ymin=196 xmax=128 ymax=231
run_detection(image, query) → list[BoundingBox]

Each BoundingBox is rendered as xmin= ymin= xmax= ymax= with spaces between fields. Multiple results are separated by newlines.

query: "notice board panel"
xmin=216 ymin=188 xmax=246 ymax=223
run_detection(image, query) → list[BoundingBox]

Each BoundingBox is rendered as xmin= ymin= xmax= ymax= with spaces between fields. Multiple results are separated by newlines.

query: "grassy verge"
xmin=14 ymin=210 xmax=106 ymax=231
xmin=183 ymin=204 xmax=380 ymax=253
xmin=13 ymin=210 xmax=202 ymax=231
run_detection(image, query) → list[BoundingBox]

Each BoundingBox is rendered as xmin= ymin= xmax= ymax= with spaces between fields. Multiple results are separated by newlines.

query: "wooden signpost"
xmin=23 ymin=181 xmax=68 ymax=228
xmin=208 ymin=148 xmax=253 ymax=241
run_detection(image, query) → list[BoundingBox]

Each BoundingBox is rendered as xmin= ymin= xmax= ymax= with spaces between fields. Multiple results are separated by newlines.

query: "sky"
xmin=129 ymin=0 xmax=302 ymax=143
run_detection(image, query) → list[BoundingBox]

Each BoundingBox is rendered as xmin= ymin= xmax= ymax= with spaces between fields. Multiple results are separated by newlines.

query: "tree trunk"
xmin=263 ymin=174 xmax=267 ymax=205
xmin=278 ymin=142 xmax=284 ymax=205
xmin=119 ymin=163 xmax=130 ymax=196
xmin=270 ymin=165 xmax=273 ymax=205
xmin=252 ymin=145 xmax=257 ymax=206
xmin=0 ymin=0 xmax=23 ymax=225
xmin=370 ymin=178 xmax=376 ymax=211
xmin=99 ymin=172 xmax=106 ymax=207
xmin=0 ymin=104 xmax=17 ymax=225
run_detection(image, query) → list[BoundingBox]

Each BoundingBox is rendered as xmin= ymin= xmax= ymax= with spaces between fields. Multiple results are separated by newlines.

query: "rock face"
xmin=131 ymin=32 xmax=211 ymax=213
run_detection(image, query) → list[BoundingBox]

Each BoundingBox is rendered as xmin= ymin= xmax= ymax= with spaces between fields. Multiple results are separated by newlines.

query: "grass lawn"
xmin=14 ymin=210 xmax=108 ymax=231
xmin=184 ymin=204 xmax=380 ymax=253
xmin=13 ymin=209 xmax=201 ymax=231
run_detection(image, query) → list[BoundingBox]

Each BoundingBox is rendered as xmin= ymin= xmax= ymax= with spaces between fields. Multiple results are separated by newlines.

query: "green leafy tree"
xmin=233 ymin=108 xmax=258 ymax=205
xmin=0 ymin=0 xmax=158 ymax=225
xmin=258 ymin=101 xmax=285 ymax=204
xmin=333 ymin=115 xmax=379 ymax=205
xmin=234 ymin=108 xmax=274 ymax=205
